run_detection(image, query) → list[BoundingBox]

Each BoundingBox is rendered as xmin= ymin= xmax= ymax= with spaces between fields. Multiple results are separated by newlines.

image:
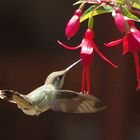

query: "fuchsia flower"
xmin=65 ymin=9 xmax=82 ymax=39
xmin=105 ymin=20 xmax=140 ymax=90
xmin=58 ymin=28 xmax=117 ymax=94
xmin=112 ymin=7 xmax=126 ymax=33
xmin=104 ymin=32 xmax=140 ymax=54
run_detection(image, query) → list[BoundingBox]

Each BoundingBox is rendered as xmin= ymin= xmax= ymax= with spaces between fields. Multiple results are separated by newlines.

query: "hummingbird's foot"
xmin=80 ymin=91 xmax=89 ymax=95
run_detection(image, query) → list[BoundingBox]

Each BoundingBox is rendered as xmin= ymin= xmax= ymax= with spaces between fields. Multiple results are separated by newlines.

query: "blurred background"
xmin=0 ymin=0 xmax=139 ymax=140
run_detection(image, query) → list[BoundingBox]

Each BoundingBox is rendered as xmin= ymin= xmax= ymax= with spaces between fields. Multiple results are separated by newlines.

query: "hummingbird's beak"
xmin=65 ymin=59 xmax=81 ymax=72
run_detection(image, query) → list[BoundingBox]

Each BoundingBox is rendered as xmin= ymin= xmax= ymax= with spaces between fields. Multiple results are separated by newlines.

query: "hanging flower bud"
xmin=65 ymin=9 xmax=82 ymax=39
xmin=113 ymin=7 xmax=126 ymax=33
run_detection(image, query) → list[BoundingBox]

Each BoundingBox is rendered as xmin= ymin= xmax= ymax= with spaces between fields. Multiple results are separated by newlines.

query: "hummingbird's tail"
xmin=0 ymin=89 xmax=26 ymax=104
xmin=0 ymin=90 xmax=18 ymax=103
xmin=0 ymin=89 xmax=40 ymax=116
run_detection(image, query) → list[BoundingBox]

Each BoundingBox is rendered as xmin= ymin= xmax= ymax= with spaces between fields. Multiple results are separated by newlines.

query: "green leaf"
xmin=80 ymin=5 xmax=113 ymax=22
xmin=73 ymin=0 xmax=86 ymax=5
xmin=116 ymin=0 xmax=140 ymax=10
xmin=120 ymin=5 xmax=140 ymax=21
xmin=73 ymin=0 xmax=102 ymax=5
xmin=102 ymin=5 xmax=114 ymax=11
xmin=132 ymin=2 xmax=140 ymax=10
xmin=115 ymin=0 xmax=123 ymax=4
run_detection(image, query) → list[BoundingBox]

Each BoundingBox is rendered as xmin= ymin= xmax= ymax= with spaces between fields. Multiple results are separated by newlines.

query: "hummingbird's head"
xmin=45 ymin=59 xmax=81 ymax=89
xmin=45 ymin=70 xmax=66 ymax=89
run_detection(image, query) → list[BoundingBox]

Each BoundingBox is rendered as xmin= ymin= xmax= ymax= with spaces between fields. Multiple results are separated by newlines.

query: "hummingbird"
xmin=0 ymin=59 xmax=105 ymax=116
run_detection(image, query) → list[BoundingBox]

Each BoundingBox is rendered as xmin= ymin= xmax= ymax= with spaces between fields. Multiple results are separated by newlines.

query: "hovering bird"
xmin=0 ymin=59 xmax=105 ymax=116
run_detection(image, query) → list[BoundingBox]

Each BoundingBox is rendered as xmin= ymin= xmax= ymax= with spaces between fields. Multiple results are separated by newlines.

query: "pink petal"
xmin=127 ymin=32 xmax=140 ymax=53
xmin=93 ymin=42 xmax=118 ymax=68
xmin=80 ymin=39 xmax=94 ymax=65
xmin=104 ymin=39 xmax=123 ymax=47
xmin=80 ymin=40 xmax=93 ymax=54
xmin=122 ymin=35 xmax=128 ymax=55
xmin=80 ymin=53 xmax=93 ymax=65
xmin=57 ymin=40 xmax=81 ymax=50
xmin=130 ymin=27 xmax=140 ymax=44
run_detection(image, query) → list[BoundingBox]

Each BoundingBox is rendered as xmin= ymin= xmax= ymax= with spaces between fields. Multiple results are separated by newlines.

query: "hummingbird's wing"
xmin=51 ymin=90 xmax=106 ymax=113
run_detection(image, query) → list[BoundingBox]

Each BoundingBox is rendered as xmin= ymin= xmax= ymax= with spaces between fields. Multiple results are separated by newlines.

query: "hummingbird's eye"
xmin=56 ymin=75 xmax=63 ymax=82
xmin=59 ymin=75 xmax=63 ymax=80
